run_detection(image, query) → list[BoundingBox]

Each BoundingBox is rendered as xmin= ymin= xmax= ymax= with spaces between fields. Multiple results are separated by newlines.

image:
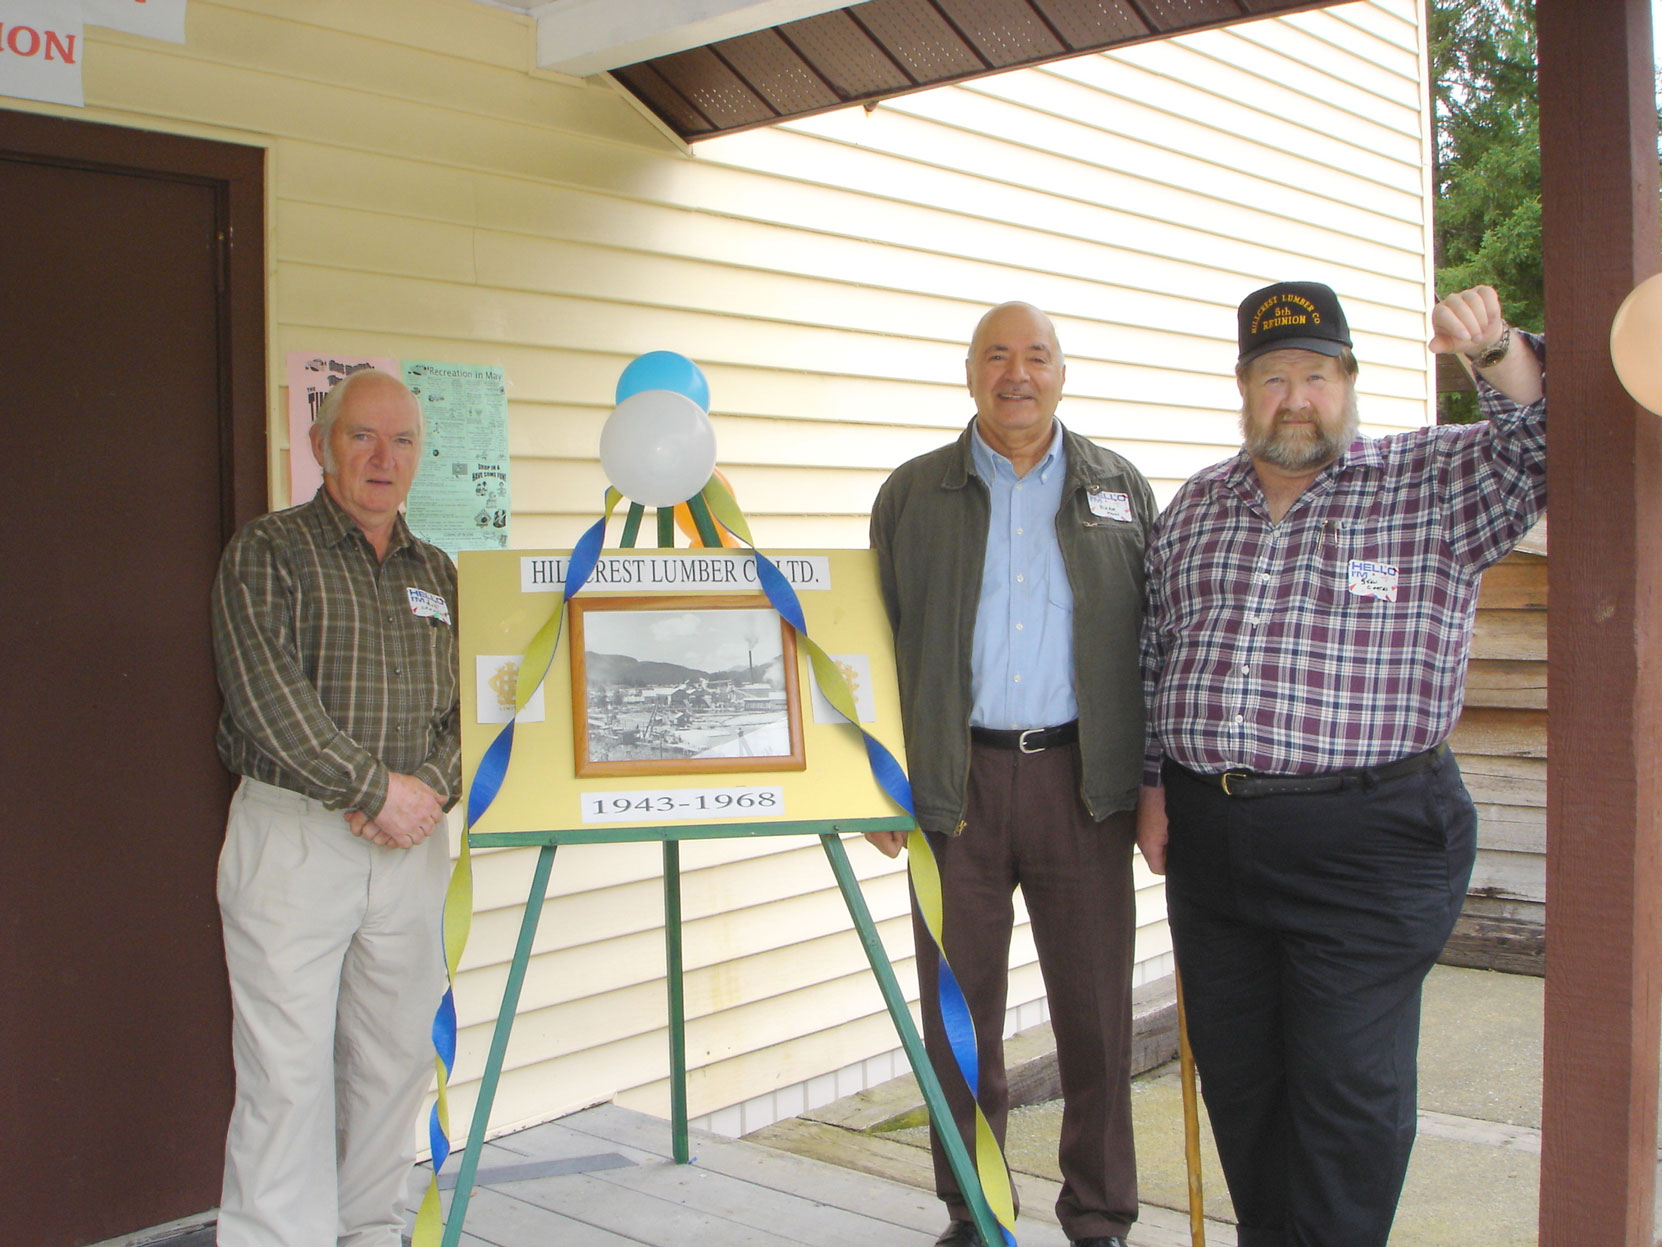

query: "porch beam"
xmin=1538 ymin=2 xmax=1662 ymax=1244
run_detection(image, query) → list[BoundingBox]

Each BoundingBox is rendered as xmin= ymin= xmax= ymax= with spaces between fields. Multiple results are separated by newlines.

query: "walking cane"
xmin=1176 ymin=968 xmax=1206 ymax=1247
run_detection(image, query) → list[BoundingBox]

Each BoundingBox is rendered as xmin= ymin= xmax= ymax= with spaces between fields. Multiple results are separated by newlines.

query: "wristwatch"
xmin=1469 ymin=323 xmax=1511 ymax=369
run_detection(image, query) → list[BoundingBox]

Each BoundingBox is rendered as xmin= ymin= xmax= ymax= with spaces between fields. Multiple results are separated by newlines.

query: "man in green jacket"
xmin=867 ymin=302 xmax=1155 ymax=1247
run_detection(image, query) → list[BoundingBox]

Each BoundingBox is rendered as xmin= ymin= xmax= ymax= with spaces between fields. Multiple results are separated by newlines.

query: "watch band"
xmin=1469 ymin=322 xmax=1512 ymax=369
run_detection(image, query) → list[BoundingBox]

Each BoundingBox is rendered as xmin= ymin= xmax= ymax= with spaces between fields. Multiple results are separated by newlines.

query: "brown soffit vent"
xmin=610 ymin=0 xmax=1345 ymax=142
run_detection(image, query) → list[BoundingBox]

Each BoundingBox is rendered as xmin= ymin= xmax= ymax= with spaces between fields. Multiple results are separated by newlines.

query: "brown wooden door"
xmin=0 ymin=111 xmax=265 ymax=1246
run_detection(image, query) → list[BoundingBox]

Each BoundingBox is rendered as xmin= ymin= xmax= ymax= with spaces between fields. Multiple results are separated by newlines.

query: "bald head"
xmin=965 ymin=302 xmax=1066 ymax=472
xmin=968 ymin=301 xmax=1064 ymax=366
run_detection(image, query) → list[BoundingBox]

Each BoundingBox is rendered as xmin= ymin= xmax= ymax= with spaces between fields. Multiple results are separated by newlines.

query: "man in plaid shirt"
xmin=211 ymin=369 xmax=459 ymax=1246
xmin=1138 ymin=283 xmax=1545 ymax=1247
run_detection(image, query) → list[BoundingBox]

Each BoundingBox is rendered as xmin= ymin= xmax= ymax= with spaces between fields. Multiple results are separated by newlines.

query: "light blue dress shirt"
xmin=969 ymin=419 xmax=1077 ymax=730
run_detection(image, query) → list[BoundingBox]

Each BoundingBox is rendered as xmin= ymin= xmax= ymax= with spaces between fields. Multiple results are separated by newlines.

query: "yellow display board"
xmin=458 ymin=547 xmax=911 ymax=835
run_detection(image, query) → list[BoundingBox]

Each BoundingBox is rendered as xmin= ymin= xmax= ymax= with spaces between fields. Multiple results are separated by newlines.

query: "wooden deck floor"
xmin=425 ymin=1103 xmax=1080 ymax=1246
xmin=424 ymin=1102 xmax=1228 ymax=1246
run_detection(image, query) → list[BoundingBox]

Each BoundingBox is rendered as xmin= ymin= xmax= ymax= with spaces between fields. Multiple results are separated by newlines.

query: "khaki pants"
xmin=216 ymin=778 xmax=447 ymax=1247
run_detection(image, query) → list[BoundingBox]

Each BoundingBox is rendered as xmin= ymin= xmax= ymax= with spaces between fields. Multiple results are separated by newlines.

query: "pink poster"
xmin=285 ymin=351 xmax=399 ymax=506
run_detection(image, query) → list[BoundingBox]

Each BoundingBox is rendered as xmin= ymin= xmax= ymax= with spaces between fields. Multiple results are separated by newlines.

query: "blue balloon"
xmin=615 ymin=350 xmax=710 ymax=411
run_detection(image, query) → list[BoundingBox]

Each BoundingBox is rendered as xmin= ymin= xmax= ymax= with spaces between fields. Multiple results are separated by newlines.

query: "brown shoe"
xmin=934 ymin=1221 xmax=985 ymax=1247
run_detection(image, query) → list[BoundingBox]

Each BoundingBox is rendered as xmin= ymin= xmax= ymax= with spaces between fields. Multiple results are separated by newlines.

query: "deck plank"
xmin=427 ymin=1105 xmax=971 ymax=1245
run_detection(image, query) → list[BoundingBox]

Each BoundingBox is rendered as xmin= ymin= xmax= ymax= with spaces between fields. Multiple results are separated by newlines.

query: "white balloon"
xmin=599 ymin=389 xmax=717 ymax=507
xmin=1611 ymin=272 xmax=1662 ymax=415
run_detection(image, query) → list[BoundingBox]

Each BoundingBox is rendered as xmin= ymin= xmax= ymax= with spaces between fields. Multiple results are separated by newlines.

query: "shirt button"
xmin=1015 ymin=573 xmax=1025 ymax=584
xmin=1013 ymin=674 xmax=1022 ymax=683
xmin=1015 ymin=527 xmax=1024 ymax=536
xmin=1015 ymin=622 xmax=1025 ymax=631
xmin=1235 ymin=714 xmax=1245 ymax=723
xmin=1240 ymin=664 xmax=1249 ymax=674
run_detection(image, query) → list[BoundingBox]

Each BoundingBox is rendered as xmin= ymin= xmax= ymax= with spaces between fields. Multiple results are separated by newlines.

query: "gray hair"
xmin=315 ymin=369 xmax=418 ymax=442
xmin=314 ymin=368 xmax=421 ymax=472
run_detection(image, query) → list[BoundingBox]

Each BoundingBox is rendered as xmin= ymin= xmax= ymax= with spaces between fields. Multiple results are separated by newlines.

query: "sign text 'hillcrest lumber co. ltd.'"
xmin=520 ymin=553 xmax=832 ymax=594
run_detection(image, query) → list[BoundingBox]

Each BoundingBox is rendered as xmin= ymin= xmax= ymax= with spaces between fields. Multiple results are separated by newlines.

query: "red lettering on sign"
xmin=0 ymin=24 xmax=78 ymax=61
xmin=6 ymin=25 xmax=43 ymax=57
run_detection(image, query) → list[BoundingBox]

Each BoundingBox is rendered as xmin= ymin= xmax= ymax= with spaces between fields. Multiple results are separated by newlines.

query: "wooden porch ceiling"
xmin=610 ymin=0 xmax=1347 ymax=141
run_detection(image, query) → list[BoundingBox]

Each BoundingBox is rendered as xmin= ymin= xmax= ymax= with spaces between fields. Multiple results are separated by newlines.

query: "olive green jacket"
xmin=870 ymin=419 xmax=1155 ymax=833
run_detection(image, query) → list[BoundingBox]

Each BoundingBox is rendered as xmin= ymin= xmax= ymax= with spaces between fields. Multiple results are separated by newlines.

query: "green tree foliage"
xmin=1429 ymin=0 xmax=1541 ymax=421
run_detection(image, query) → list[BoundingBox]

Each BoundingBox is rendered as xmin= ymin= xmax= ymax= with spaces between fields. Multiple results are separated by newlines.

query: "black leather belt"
xmin=970 ymin=721 xmax=1078 ymax=754
xmin=1172 ymin=743 xmax=1446 ymax=798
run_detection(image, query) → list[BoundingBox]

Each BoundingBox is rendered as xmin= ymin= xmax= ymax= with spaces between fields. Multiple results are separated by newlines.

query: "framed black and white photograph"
xmin=568 ymin=594 xmax=805 ymax=777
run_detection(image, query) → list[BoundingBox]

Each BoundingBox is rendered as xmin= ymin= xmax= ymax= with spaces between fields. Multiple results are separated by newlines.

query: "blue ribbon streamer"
xmin=726 ymin=523 xmax=1015 ymax=1245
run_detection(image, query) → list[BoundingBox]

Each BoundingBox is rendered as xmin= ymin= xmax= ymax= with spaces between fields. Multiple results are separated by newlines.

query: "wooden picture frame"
xmin=569 ymin=594 xmax=805 ymax=778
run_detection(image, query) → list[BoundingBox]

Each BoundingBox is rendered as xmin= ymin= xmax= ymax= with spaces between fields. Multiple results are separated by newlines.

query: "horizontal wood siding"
xmin=15 ymin=0 xmax=1431 ymax=1139
xmin=1450 ymin=549 xmax=1548 ymax=918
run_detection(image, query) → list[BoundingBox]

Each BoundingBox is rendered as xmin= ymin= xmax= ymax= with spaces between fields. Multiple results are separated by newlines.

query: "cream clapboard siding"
xmin=11 ymin=0 xmax=1434 ymax=1143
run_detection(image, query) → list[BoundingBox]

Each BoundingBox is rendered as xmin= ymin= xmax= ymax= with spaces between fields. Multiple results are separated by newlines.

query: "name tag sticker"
xmin=1087 ymin=488 xmax=1134 ymax=523
xmin=1347 ymin=559 xmax=1399 ymax=603
xmin=407 ymin=587 xmax=452 ymax=624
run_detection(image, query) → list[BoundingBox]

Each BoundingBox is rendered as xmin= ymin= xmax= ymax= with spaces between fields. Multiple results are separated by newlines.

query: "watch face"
xmin=1474 ymin=326 xmax=1510 ymax=367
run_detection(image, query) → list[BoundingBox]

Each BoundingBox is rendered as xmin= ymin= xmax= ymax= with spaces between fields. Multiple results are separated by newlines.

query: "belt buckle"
xmin=1018 ymin=728 xmax=1044 ymax=754
xmin=1220 ymin=770 xmax=1248 ymax=796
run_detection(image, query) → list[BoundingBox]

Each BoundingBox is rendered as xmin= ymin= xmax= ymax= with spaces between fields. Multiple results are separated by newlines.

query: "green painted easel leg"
xmin=663 ymin=840 xmax=691 ymax=1163
xmin=685 ymin=492 xmax=723 ymax=547
xmin=819 ymin=833 xmax=1007 ymax=1246
xmin=620 ymin=501 xmax=645 ymax=548
xmin=441 ymin=843 xmax=558 ymax=1247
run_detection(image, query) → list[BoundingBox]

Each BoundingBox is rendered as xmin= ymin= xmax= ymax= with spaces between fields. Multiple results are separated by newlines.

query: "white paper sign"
xmin=521 ymin=553 xmax=831 ymax=595
xmin=0 ymin=1 xmax=85 ymax=107
xmin=83 ymin=0 xmax=186 ymax=43
xmin=475 ymin=655 xmax=546 ymax=725
xmin=809 ymin=653 xmax=876 ymax=725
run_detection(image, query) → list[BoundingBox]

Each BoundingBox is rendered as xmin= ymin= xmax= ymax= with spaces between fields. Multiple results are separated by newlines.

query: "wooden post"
xmin=1537 ymin=3 xmax=1662 ymax=1244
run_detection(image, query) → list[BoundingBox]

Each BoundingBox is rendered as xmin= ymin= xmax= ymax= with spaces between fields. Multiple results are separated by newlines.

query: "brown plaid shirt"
xmin=211 ymin=487 xmax=460 ymax=816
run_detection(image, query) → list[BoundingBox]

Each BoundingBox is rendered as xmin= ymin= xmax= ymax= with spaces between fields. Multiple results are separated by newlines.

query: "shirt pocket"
xmin=1312 ymin=519 xmax=1399 ymax=610
xmin=427 ymin=612 xmax=459 ymax=709
xmin=1070 ymin=522 xmax=1150 ymax=585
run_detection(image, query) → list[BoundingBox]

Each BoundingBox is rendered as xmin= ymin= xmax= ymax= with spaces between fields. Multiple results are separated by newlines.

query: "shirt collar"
xmin=310 ymin=483 xmax=414 ymax=557
xmin=970 ymin=417 xmax=1065 ymax=484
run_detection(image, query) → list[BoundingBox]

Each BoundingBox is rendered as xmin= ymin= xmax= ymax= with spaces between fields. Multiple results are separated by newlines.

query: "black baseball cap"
xmin=1237 ymin=281 xmax=1351 ymax=364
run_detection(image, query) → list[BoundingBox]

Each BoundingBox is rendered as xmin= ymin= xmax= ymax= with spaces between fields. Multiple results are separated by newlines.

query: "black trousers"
xmin=914 ymin=740 xmax=1139 ymax=1241
xmin=1163 ymin=751 xmax=1476 ymax=1247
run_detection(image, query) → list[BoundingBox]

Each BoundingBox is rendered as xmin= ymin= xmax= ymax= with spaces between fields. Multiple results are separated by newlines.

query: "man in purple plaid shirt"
xmin=1137 ymin=282 xmax=1546 ymax=1247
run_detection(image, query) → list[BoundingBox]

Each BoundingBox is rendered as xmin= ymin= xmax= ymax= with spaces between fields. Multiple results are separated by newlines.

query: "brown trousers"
xmin=913 ymin=739 xmax=1139 ymax=1240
